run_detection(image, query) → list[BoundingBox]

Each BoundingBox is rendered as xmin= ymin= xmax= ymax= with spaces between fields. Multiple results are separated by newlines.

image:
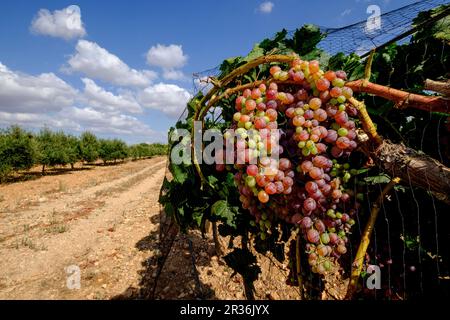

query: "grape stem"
xmin=345 ymin=177 xmax=401 ymax=300
xmin=296 ymin=230 xmax=305 ymax=300
xmin=348 ymin=97 xmax=383 ymax=145
xmin=346 ymin=80 xmax=450 ymax=114
xmin=212 ymin=221 xmax=223 ymax=257
xmin=364 ymin=49 xmax=375 ymax=82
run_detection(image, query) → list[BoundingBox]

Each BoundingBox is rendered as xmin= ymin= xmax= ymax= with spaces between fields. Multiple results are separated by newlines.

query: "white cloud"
xmin=64 ymin=107 xmax=155 ymax=135
xmin=146 ymin=44 xmax=188 ymax=82
xmin=30 ymin=5 xmax=86 ymax=40
xmin=0 ymin=110 xmax=81 ymax=133
xmin=341 ymin=9 xmax=352 ymax=17
xmin=258 ymin=2 xmax=274 ymax=14
xmin=162 ymin=69 xmax=187 ymax=81
xmin=138 ymin=83 xmax=191 ymax=118
xmin=146 ymin=44 xmax=188 ymax=69
xmin=64 ymin=40 xmax=157 ymax=87
xmin=0 ymin=62 xmax=77 ymax=113
xmin=81 ymin=78 xmax=142 ymax=114
xmin=0 ymin=108 xmax=164 ymax=143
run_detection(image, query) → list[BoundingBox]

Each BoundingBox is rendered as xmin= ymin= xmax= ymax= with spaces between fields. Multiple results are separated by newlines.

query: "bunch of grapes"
xmin=218 ymin=57 xmax=362 ymax=274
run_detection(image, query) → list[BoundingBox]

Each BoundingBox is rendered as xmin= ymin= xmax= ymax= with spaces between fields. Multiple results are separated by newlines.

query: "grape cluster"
xmin=219 ymin=57 xmax=361 ymax=274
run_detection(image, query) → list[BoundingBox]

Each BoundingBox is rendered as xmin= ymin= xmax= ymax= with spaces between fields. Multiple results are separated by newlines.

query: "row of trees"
xmin=0 ymin=126 xmax=167 ymax=181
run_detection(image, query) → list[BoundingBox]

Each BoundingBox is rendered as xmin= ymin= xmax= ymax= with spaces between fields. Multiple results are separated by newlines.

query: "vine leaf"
xmin=287 ymin=24 xmax=325 ymax=55
xmin=170 ymin=163 xmax=189 ymax=184
xmin=243 ymin=44 xmax=265 ymax=62
xmin=211 ymin=200 xmax=237 ymax=228
xmin=259 ymin=29 xmax=288 ymax=52
xmin=364 ymin=174 xmax=391 ymax=184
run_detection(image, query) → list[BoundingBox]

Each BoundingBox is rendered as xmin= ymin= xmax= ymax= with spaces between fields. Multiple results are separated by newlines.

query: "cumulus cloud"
xmin=162 ymin=69 xmax=187 ymax=81
xmin=64 ymin=40 xmax=157 ymax=87
xmin=0 ymin=108 xmax=164 ymax=143
xmin=81 ymin=78 xmax=142 ymax=114
xmin=138 ymin=83 xmax=191 ymax=118
xmin=146 ymin=44 xmax=188 ymax=69
xmin=258 ymin=2 xmax=274 ymax=14
xmin=0 ymin=62 xmax=77 ymax=113
xmin=64 ymin=107 xmax=155 ymax=136
xmin=0 ymin=110 xmax=81 ymax=133
xmin=30 ymin=5 xmax=86 ymax=40
xmin=146 ymin=44 xmax=188 ymax=81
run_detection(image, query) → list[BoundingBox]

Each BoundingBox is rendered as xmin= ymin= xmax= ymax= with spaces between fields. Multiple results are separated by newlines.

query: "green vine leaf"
xmin=364 ymin=174 xmax=391 ymax=185
xmin=211 ymin=200 xmax=237 ymax=228
xmin=170 ymin=163 xmax=189 ymax=184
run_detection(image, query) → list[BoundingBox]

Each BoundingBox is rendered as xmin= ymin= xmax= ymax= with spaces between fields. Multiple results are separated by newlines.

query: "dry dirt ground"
xmin=0 ymin=157 xmax=339 ymax=300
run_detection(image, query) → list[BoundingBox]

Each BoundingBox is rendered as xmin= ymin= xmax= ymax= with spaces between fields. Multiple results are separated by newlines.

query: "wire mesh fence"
xmin=158 ymin=0 xmax=450 ymax=300
xmin=192 ymin=0 xmax=449 ymax=94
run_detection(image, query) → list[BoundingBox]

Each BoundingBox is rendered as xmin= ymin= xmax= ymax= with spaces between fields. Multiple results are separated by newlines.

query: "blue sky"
xmin=0 ymin=0 xmax=419 ymax=143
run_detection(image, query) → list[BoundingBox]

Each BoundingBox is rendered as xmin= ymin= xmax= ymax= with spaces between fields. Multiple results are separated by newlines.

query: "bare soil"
xmin=0 ymin=157 xmax=338 ymax=300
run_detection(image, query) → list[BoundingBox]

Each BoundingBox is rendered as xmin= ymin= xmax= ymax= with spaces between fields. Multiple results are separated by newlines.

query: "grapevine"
xmin=160 ymin=12 xmax=450 ymax=299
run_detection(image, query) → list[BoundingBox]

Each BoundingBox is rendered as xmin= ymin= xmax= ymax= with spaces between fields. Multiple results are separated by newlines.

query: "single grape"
xmin=270 ymin=66 xmax=281 ymax=76
xmin=321 ymin=233 xmax=330 ymax=244
xmin=246 ymin=176 xmax=256 ymax=187
xmin=330 ymin=87 xmax=342 ymax=98
xmin=307 ymin=229 xmax=320 ymax=243
xmin=301 ymin=217 xmax=313 ymax=229
xmin=314 ymin=220 xmax=326 ymax=233
xmin=246 ymin=164 xmax=258 ymax=176
xmin=258 ymin=190 xmax=269 ymax=203
xmin=309 ymin=98 xmax=322 ymax=110
xmin=265 ymin=182 xmax=277 ymax=195
xmin=251 ymin=88 xmax=261 ymax=99
xmin=336 ymin=244 xmax=347 ymax=255
xmin=324 ymin=71 xmax=336 ymax=81
xmin=335 ymin=70 xmax=347 ymax=80
xmin=303 ymin=198 xmax=317 ymax=211
xmin=317 ymin=244 xmax=329 ymax=257
xmin=337 ymin=127 xmax=348 ymax=137
xmin=305 ymin=181 xmax=318 ymax=194
xmin=316 ymin=78 xmax=330 ymax=91
xmin=301 ymin=161 xmax=314 ymax=173
xmin=309 ymin=167 xmax=323 ymax=180
xmin=309 ymin=60 xmax=320 ymax=73
xmin=336 ymin=137 xmax=350 ymax=149
xmin=308 ymin=253 xmax=318 ymax=266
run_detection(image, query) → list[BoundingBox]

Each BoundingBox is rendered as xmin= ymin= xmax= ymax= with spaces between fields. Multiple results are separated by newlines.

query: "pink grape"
xmin=309 ymin=167 xmax=323 ymax=180
xmin=301 ymin=217 xmax=313 ymax=229
xmin=307 ymin=229 xmax=320 ymax=243
xmin=335 ymin=110 xmax=348 ymax=125
xmin=305 ymin=181 xmax=318 ymax=194
xmin=335 ymin=70 xmax=347 ymax=80
xmin=313 ymin=155 xmax=330 ymax=168
xmin=301 ymin=161 xmax=314 ymax=173
xmin=265 ymin=182 xmax=277 ymax=195
xmin=336 ymin=137 xmax=350 ymax=149
xmin=246 ymin=164 xmax=258 ymax=176
xmin=303 ymin=198 xmax=317 ymax=211
xmin=314 ymin=220 xmax=326 ymax=233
